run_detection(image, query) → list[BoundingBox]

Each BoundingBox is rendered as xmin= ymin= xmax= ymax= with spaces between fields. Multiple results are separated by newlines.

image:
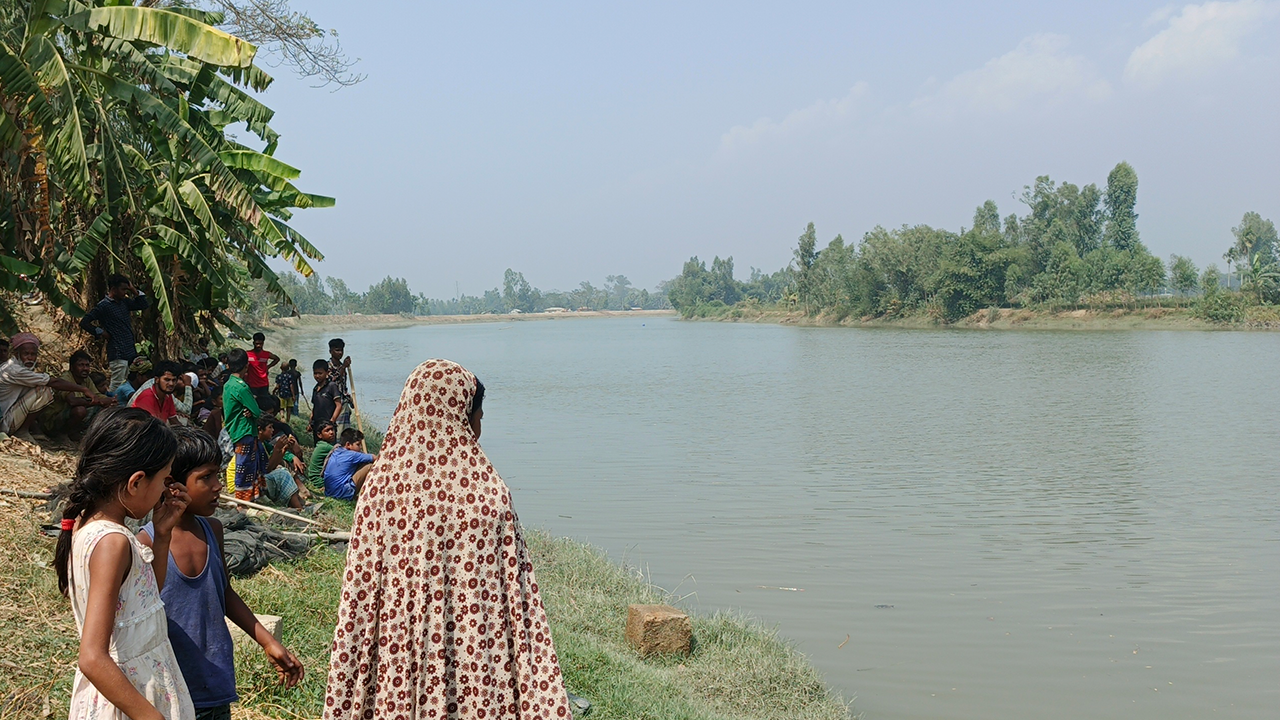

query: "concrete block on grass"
xmin=626 ymin=604 xmax=691 ymax=656
xmin=225 ymin=614 xmax=282 ymax=648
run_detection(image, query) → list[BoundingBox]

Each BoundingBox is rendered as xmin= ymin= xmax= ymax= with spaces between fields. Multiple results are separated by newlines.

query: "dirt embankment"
xmin=0 ymin=437 xmax=77 ymax=495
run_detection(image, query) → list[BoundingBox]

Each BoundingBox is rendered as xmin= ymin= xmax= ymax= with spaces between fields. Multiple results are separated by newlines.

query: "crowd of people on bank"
xmin=9 ymin=273 xmax=570 ymax=719
xmin=0 ymin=274 xmax=379 ymax=510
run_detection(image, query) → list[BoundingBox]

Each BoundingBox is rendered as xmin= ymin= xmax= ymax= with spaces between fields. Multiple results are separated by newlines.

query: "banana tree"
xmin=0 ymin=0 xmax=329 ymax=354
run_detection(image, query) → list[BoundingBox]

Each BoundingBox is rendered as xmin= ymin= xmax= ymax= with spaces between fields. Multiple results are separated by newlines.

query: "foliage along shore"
xmin=690 ymin=301 xmax=1280 ymax=331
xmin=0 ymin=453 xmax=850 ymax=720
xmin=666 ymin=164 xmax=1280 ymax=329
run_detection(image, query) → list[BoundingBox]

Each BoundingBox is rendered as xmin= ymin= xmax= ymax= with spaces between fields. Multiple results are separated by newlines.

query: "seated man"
xmin=113 ymin=357 xmax=150 ymax=406
xmin=322 ymin=428 xmax=376 ymax=501
xmin=39 ymin=350 xmax=114 ymax=441
xmin=129 ymin=360 xmax=181 ymax=425
xmin=0 ymin=334 xmax=107 ymax=442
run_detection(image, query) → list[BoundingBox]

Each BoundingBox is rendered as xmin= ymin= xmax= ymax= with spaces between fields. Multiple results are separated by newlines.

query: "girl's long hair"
xmin=54 ymin=407 xmax=177 ymax=595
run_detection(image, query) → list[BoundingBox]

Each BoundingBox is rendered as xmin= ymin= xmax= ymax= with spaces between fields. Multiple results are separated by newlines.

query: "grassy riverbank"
xmin=0 ymin=455 xmax=849 ymax=720
xmin=686 ymin=302 xmax=1280 ymax=331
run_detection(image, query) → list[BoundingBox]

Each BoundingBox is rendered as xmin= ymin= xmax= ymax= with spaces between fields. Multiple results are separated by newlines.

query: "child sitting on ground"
xmin=306 ymin=421 xmax=337 ymax=493
xmin=224 ymin=417 xmax=307 ymax=509
xmin=54 ymin=407 xmax=194 ymax=720
xmin=139 ymin=428 xmax=303 ymax=718
xmin=322 ymin=428 xmax=376 ymax=501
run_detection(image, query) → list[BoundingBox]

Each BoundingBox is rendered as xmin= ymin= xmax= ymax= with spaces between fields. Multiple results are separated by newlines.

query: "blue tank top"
xmin=141 ymin=517 xmax=238 ymax=708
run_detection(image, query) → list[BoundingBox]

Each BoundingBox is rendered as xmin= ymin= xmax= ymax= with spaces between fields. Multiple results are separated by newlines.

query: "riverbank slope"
xmin=0 ymin=440 xmax=849 ymax=720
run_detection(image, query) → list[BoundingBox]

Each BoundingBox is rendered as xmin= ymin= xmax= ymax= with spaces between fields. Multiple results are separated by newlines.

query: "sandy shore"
xmin=265 ymin=309 xmax=676 ymax=333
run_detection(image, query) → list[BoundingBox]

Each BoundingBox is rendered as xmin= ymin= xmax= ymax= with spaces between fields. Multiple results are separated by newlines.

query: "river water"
xmin=278 ymin=317 xmax=1279 ymax=720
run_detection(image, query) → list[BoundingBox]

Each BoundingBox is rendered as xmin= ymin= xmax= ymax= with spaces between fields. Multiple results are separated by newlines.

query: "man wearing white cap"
xmin=0 ymin=333 xmax=107 ymax=441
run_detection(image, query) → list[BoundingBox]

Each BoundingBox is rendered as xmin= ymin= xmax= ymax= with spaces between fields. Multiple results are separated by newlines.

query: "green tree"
xmin=973 ymin=200 xmax=1001 ymax=235
xmin=1123 ymin=250 xmax=1166 ymax=298
xmin=1167 ymin=255 xmax=1199 ymax=299
xmin=364 ymin=277 xmax=415 ymax=314
xmin=709 ymin=256 xmax=741 ymax=306
xmin=1225 ymin=212 xmax=1278 ymax=268
xmin=605 ymin=274 xmax=633 ymax=310
xmin=793 ymin=222 xmax=818 ymax=311
xmin=1103 ymin=162 xmax=1139 ymax=251
xmin=1240 ymin=253 xmax=1280 ymax=305
xmin=502 ymin=269 xmax=540 ymax=312
xmin=279 ymin=272 xmax=332 ymax=314
xmin=933 ymin=203 xmax=1015 ymax=320
xmin=326 ymin=277 xmax=360 ymax=314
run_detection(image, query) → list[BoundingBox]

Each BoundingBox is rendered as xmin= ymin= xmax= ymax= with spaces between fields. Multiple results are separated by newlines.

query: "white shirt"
xmin=0 ymin=357 xmax=51 ymax=419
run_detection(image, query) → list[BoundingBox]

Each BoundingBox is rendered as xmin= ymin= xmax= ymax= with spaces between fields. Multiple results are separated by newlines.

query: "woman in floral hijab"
xmin=324 ymin=359 xmax=570 ymax=720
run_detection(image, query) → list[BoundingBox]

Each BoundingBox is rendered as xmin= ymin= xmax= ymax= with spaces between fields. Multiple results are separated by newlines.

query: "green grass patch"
xmin=528 ymin=531 xmax=850 ymax=720
xmin=3 ymin=502 xmax=848 ymax=720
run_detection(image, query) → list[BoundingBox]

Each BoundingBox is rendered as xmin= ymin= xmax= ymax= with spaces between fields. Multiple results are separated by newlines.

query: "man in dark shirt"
xmin=307 ymin=359 xmax=344 ymax=442
xmin=79 ymin=274 xmax=149 ymax=392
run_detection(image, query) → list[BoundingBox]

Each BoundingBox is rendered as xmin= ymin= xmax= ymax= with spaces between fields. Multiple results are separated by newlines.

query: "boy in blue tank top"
xmin=139 ymin=427 xmax=303 ymax=720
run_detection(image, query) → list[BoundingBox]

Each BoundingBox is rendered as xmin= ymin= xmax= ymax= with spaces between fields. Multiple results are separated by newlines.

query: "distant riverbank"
xmin=264 ymin=309 xmax=677 ymax=333
xmin=689 ymin=304 xmax=1280 ymax=331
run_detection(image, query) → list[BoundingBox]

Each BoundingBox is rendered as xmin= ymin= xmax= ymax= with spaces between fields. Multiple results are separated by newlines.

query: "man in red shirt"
xmin=131 ymin=360 xmax=180 ymax=425
xmin=246 ymin=332 xmax=278 ymax=402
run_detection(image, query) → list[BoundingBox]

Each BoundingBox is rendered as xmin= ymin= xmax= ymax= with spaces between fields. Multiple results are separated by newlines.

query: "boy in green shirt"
xmin=306 ymin=421 xmax=337 ymax=492
xmin=222 ymin=348 xmax=265 ymax=501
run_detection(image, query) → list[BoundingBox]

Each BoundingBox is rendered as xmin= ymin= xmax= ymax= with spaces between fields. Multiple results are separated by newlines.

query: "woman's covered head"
xmin=389 ymin=360 xmax=485 ymax=443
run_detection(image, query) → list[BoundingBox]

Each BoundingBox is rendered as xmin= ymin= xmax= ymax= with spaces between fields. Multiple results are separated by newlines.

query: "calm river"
xmin=279 ymin=317 xmax=1279 ymax=720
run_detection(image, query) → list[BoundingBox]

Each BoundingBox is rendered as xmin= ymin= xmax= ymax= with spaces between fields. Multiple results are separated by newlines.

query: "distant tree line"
xmin=243 ymin=270 xmax=671 ymax=321
xmin=665 ymin=162 xmax=1280 ymax=323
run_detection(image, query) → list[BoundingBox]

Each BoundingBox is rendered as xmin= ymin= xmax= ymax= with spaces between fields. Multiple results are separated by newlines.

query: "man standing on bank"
xmin=246 ymin=333 xmax=278 ymax=403
xmin=79 ymin=275 xmax=149 ymax=392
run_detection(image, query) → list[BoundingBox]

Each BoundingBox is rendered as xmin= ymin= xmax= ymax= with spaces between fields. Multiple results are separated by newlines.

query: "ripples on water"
xmin=280 ymin=319 xmax=1280 ymax=720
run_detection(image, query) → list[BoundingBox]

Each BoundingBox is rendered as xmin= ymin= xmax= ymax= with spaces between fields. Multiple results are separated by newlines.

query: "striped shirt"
xmin=80 ymin=293 xmax=149 ymax=361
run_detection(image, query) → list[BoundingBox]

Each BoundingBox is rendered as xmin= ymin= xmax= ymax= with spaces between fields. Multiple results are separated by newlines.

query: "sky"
xmin=256 ymin=1 xmax=1280 ymax=297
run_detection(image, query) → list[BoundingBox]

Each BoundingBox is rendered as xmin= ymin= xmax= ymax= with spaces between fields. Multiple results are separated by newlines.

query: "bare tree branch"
xmin=184 ymin=0 xmax=364 ymax=87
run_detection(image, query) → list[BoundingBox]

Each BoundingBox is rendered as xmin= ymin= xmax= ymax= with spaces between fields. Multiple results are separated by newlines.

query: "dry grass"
xmin=0 ymin=501 xmax=76 ymax=720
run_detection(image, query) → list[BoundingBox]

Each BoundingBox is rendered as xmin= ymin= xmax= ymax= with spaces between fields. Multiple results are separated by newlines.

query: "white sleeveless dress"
xmin=68 ymin=520 xmax=195 ymax=720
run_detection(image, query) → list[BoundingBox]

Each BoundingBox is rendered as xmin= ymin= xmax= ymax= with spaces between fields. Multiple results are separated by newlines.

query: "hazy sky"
xmin=259 ymin=1 xmax=1279 ymax=297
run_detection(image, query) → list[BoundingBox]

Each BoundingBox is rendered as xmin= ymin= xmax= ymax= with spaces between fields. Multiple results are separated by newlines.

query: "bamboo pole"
xmin=219 ymin=493 xmax=325 ymax=527
xmin=281 ymin=529 xmax=352 ymax=543
xmin=345 ymin=364 xmax=369 ymax=453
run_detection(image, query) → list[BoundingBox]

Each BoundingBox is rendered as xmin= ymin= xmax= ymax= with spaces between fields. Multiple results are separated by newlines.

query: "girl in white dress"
xmin=54 ymin=407 xmax=195 ymax=720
